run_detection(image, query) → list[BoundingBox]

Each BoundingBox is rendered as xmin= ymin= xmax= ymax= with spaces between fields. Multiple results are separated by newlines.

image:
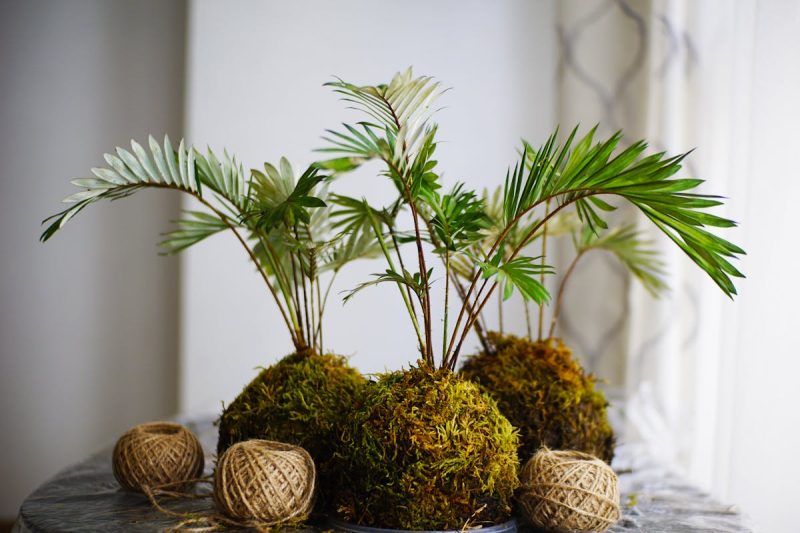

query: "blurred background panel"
xmin=0 ymin=0 xmax=185 ymax=523
xmin=1 ymin=1 xmax=799 ymax=531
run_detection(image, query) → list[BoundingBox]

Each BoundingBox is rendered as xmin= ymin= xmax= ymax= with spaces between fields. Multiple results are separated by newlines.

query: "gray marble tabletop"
xmin=13 ymin=417 xmax=754 ymax=533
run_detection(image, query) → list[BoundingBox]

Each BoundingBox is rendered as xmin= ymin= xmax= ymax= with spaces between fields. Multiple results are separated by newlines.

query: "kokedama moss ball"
xmin=333 ymin=364 xmax=520 ymax=531
xmin=460 ymin=333 xmax=615 ymax=463
xmin=216 ymin=349 xmax=365 ymax=476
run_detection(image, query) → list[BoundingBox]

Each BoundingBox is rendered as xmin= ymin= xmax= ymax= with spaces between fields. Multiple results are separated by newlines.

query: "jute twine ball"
xmin=517 ymin=448 xmax=620 ymax=533
xmin=213 ymin=439 xmax=316 ymax=525
xmin=112 ymin=421 xmax=205 ymax=492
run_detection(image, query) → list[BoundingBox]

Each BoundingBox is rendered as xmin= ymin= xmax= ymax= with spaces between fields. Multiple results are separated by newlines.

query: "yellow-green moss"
xmin=332 ymin=363 xmax=519 ymax=530
xmin=460 ymin=333 xmax=615 ymax=463
xmin=216 ymin=349 xmax=365 ymax=483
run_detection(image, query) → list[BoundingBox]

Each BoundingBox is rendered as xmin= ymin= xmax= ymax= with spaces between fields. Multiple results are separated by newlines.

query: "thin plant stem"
xmin=538 ymin=200 xmax=551 ymax=340
xmin=442 ymin=249 xmax=450 ymax=367
xmin=407 ymin=195 xmax=433 ymax=364
xmin=449 ymin=197 xmax=584 ymax=367
xmin=314 ymin=276 xmax=323 ymax=352
xmin=448 ymin=191 xmax=590 ymax=360
xmin=390 ymin=226 xmax=419 ymax=320
xmin=375 ymin=99 xmax=434 ymax=364
xmin=194 ymin=196 xmax=300 ymax=348
xmin=294 ymin=227 xmax=312 ymax=347
xmin=315 ymin=271 xmax=338 ymax=354
xmin=366 ymin=208 xmax=427 ymax=356
xmin=257 ymin=232 xmax=301 ymax=335
xmin=498 ymin=292 xmax=504 ymax=334
xmin=524 ymin=300 xmax=532 ymax=338
xmin=309 ymin=251 xmax=317 ymax=352
xmin=289 ymin=247 xmax=305 ymax=345
xmin=421 ymin=215 xmax=490 ymax=352
xmin=549 ymin=250 xmax=584 ymax=338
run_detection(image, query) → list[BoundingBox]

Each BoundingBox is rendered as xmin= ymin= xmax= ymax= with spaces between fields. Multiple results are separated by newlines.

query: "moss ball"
xmin=333 ymin=363 xmax=519 ymax=530
xmin=216 ymin=349 xmax=365 ymax=474
xmin=460 ymin=333 xmax=614 ymax=463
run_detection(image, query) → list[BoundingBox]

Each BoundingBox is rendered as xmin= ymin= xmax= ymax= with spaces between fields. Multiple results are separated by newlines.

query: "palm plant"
xmin=41 ymin=139 xmax=377 ymax=351
xmin=320 ymin=68 xmax=743 ymax=372
xmin=40 ymin=138 xmax=373 ymax=489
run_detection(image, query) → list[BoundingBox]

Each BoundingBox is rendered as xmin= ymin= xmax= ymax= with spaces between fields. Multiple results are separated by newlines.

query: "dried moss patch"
xmin=333 ymin=363 xmax=519 ymax=530
xmin=216 ymin=349 xmax=365 ymax=482
xmin=460 ymin=333 xmax=614 ymax=463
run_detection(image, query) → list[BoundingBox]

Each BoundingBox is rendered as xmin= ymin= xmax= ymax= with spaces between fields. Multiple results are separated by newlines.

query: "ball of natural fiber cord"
xmin=517 ymin=448 xmax=620 ymax=533
xmin=112 ymin=421 xmax=205 ymax=492
xmin=213 ymin=439 xmax=316 ymax=525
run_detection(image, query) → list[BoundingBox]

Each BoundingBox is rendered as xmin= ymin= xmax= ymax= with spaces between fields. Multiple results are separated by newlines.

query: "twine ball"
xmin=517 ymin=448 xmax=620 ymax=533
xmin=112 ymin=421 xmax=205 ymax=492
xmin=213 ymin=439 xmax=316 ymax=525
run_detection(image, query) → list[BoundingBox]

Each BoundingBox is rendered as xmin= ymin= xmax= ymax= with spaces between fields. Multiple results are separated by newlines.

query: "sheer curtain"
xmin=555 ymin=1 xmax=799 ymax=530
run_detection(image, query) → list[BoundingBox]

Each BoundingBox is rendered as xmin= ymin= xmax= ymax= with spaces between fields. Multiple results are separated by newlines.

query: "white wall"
xmin=181 ymin=0 xmax=558 ymax=414
xmin=0 ymin=0 xmax=185 ymax=519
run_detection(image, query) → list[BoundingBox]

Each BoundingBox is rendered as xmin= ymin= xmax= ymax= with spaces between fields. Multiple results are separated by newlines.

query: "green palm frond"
xmin=320 ymin=228 xmax=383 ymax=274
xmin=476 ymin=254 xmax=554 ymax=303
xmin=423 ymin=183 xmax=490 ymax=253
xmin=343 ymin=268 xmax=431 ymax=305
xmin=329 ymin=194 xmax=391 ymax=235
xmin=194 ymin=147 xmax=247 ymax=211
xmin=40 ymin=136 xmax=247 ymax=242
xmin=42 ymin=136 xmax=197 ymax=241
xmin=319 ymin=68 xmax=445 ymax=191
xmin=247 ymin=163 xmax=327 ymax=230
xmin=160 ymin=210 xmax=228 ymax=254
xmin=505 ymin=127 xmax=744 ymax=297
xmin=575 ymin=224 xmax=667 ymax=297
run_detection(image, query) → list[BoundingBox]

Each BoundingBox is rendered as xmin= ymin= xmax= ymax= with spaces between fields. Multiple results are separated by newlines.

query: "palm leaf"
xmin=476 ymin=254 xmax=553 ymax=303
xmin=504 ymin=127 xmax=744 ymax=297
xmin=160 ymin=210 xmax=228 ymax=254
xmin=41 ymin=136 xmax=247 ymax=243
xmin=575 ymin=224 xmax=667 ymax=297
xmin=320 ymin=68 xmax=445 ymax=179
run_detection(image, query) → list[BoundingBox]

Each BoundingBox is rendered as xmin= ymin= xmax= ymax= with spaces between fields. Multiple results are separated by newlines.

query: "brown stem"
xmin=383 ymin=157 xmax=433 ymax=364
xmin=289 ymin=245 xmax=305 ymax=345
xmin=315 ymin=272 xmax=338 ymax=355
xmin=390 ymin=226 xmax=419 ymax=322
xmin=498 ymin=291 xmax=504 ymax=334
xmin=413 ymin=204 xmax=434 ymax=364
xmin=315 ymin=276 xmax=323 ymax=352
xmin=294 ymin=227 xmax=312 ymax=348
xmin=420 ymin=212 xmax=490 ymax=352
xmin=548 ymin=250 xmax=585 ymax=339
xmin=538 ymin=200 xmax=551 ymax=340
xmin=194 ymin=196 xmax=301 ymax=349
xmin=449 ymin=198 xmax=585 ymax=367
xmin=524 ymin=300 xmax=532 ymax=338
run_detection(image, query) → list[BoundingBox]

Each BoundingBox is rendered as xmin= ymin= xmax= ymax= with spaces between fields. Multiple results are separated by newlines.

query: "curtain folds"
xmin=555 ymin=0 xmax=756 ymax=493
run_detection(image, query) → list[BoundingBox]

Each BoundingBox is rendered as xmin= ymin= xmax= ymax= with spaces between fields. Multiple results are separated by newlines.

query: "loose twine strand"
xmin=517 ymin=448 xmax=620 ymax=533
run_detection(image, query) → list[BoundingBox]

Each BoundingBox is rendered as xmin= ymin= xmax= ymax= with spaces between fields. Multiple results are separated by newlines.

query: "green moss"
xmin=459 ymin=333 xmax=615 ymax=463
xmin=216 ymin=349 xmax=365 ymax=481
xmin=332 ymin=363 xmax=519 ymax=530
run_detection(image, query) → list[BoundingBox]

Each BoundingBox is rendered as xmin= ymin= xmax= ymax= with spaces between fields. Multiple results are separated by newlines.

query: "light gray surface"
xmin=14 ymin=417 xmax=753 ymax=533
